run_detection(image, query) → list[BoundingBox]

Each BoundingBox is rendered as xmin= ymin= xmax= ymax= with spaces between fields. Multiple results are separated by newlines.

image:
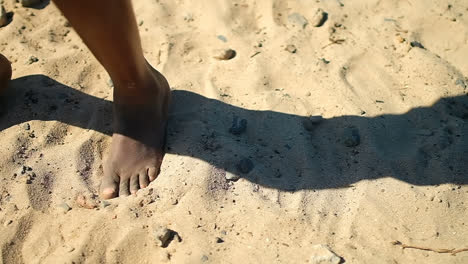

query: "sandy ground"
xmin=1 ymin=0 xmax=468 ymax=263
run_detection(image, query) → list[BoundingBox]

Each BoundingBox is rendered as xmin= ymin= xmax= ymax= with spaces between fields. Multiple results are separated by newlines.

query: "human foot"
xmin=0 ymin=54 xmax=12 ymax=95
xmin=100 ymin=65 xmax=170 ymax=199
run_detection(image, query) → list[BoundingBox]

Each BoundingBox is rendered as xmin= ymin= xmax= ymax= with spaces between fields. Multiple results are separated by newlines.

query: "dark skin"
xmin=0 ymin=0 xmax=171 ymax=199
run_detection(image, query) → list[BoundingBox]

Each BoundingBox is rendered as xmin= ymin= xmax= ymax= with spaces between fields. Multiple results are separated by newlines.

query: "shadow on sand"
xmin=1 ymin=75 xmax=467 ymax=191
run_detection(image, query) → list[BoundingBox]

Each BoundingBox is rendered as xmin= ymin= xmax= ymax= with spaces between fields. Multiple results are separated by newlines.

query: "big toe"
xmin=100 ymin=173 xmax=119 ymax=199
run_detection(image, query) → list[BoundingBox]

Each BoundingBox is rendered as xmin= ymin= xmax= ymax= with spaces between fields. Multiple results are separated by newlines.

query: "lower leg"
xmin=53 ymin=0 xmax=170 ymax=198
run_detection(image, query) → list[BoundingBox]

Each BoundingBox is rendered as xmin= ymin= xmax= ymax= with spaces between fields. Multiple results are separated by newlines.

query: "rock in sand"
xmin=342 ymin=127 xmax=360 ymax=147
xmin=153 ymin=226 xmax=180 ymax=248
xmin=288 ymin=13 xmax=308 ymax=28
xmin=311 ymin=8 xmax=328 ymax=27
xmin=213 ymin=49 xmax=236 ymax=60
xmin=237 ymin=158 xmax=254 ymax=174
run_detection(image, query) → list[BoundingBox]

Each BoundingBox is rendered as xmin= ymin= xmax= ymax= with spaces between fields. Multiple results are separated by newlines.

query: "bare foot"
xmin=0 ymin=54 xmax=12 ymax=94
xmin=100 ymin=64 xmax=170 ymax=199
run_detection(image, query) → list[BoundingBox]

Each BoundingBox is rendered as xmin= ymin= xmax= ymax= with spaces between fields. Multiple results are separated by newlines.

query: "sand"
xmin=1 ymin=0 xmax=468 ymax=263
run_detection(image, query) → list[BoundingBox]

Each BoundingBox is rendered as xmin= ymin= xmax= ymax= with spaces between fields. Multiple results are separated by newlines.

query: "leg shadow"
xmin=2 ymin=75 xmax=467 ymax=191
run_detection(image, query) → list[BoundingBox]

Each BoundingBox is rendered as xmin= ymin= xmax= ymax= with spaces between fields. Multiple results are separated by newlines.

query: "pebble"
xmin=410 ymin=41 xmax=425 ymax=49
xmin=321 ymin=58 xmax=330 ymax=64
xmin=311 ymin=8 xmax=328 ymax=27
xmin=28 ymin=56 xmax=39 ymax=65
xmin=302 ymin=115 xmax=323 ymax=131
xmin=215 ymin=237 xmax=224 ymax=243
xmin=217 ymin=35 xmax=228 ymax=42
xmin=107 ymin=79 xmax=114 ymax=88
xmin=75 ymin=194 xmax=97 ymax=209
xmin=342 ymin=127 xmax=360 ymax=147
xmin=213 ymin=49 xmax=236 ymax=60
xmin=25 ymin=175 xmax=32 ymax=184
xmin=288 ymin=13 xmax=308 ymax=28
xmin=309 ymin=244 xmax=342 ymax=264
xmin=455 ymin=78 xmax=466 ymax=89
xmin=237 ymin=158 xmax=254 ymax=174
xmin=396 ymin=35 xmax=405 ymax=43
xmin=153 ymin=226 xmax=179 ymax=248
xmin=201 ymin=255 xmax=209 ymax=262
xmin=229 ymin=116 xmax=247 ymax=135
xmin=225 ymin=171 xmax=240 ymax=181
xmin=416 ymin=129 xmax=433 ymax=136
xmin=101 ymin=200 xmax=111 ymax=208
xmin=23 ymin=123 xmax=30 ymax=131
xmin=3 ymin=220 xmax=13 ymax=227
xmin=21 ymin=0 xmax=42 ymax=8
xmin=285 ymin=44 xmax=297 ymax=53
xmin=153 ymin=227 xmax=172 ymax=247
xmin=0 ymin=5 xmax=8 ymax=27
xmin=57 ymin=202 xmax=71 ymax=213
xmin=64 ymin=245 xmax=75 ymax=253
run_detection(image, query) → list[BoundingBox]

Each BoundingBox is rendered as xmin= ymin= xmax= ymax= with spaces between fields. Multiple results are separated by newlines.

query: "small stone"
xmin=302 ymin=116 xmax=323 ymax=131
xmin=25 ymin=176 xmax=32 ymax=184
xmin=237 ymin=158 xmax=254 ymax=174
xmin=285 ymin=44 xmax=297 ymax=53
xmin=23 ymin=123 xmax=30 ymax=130
xmin=229 ymin=116 xmax=247 ymax=135
xmin=342 ymin=127 xmax=360 ymax=147
xmin=288 ymin=13 xmax=308 ymax=28
xmin=225 ymin=171 xmax=240 ymax=181
xmin=217 ymin=35 xmax=227 ymax=42
xmin=321 ymin=58 xmax=330 ymax=64
xmin=75 ymin=194 xmax=97 ymax=209
xmin=416 ymin=129 xmax=433 ymax=136
xmin=215 ymin=237 xmax=224 ymax=243
xmin=213 ymin=49 xmax=236 ymax=60
xmin=21 ymin=0 xmax=42 ymax=8
xmin=58 ymin=202 xmax=71 ymax=213
xmin=455 ymin=78 xmax=466 ymax=89
xmin=4 ymin=220 xmax=13 ymax=227
xmin=153 ymin=226 xmax=179 ymax=248
xmin=311 ymin=8 xmax=328 ymax=27
xmin=396 ymin=35 xmax=405 ymax=43
xmin=410 ymin=41 xmax=425 ymax=49
xmin=0 ymin=5 xmax=8 ymax=27
xmin=28 ymin=56 xmax=39 ymax=65
xmin=101 ymin=200 xmax=111 ymax=208
xmin=201 ymin=255 xmax=209 ymax=262
xmin=64 ymin=245 xmax=75 ymax=252
xmin=309 ymin=244 xmax=342 ymax=264
xmin=309 ymin=115 xmax=324 ymax=124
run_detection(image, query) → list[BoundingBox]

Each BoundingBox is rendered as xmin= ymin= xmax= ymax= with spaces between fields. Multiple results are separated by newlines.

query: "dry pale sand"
xmin=1 ymin=0 xmax=468 ymax=263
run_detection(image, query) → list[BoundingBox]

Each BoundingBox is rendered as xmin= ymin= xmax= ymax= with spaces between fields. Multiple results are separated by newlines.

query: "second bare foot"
xmin=100 ymin=65 xmax=170 ymax=199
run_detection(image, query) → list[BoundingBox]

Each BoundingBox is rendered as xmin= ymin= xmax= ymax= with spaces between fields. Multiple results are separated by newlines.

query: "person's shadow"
xmin=1 ymin=74 xmax=467 ymax=191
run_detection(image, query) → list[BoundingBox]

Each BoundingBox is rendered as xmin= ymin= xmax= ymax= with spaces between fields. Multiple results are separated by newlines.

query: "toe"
xmin=130 ymin=175 xmax=140 ymax=194
xmin=119 ymin=178 xmax=130 ymax=197
xmin=100 ymin=172 xmax=119 ymax=199
xmin=148 ymin=167 xmax=159 ymax=182
xmin=139 ymin=170 xmax=150 ymax=188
